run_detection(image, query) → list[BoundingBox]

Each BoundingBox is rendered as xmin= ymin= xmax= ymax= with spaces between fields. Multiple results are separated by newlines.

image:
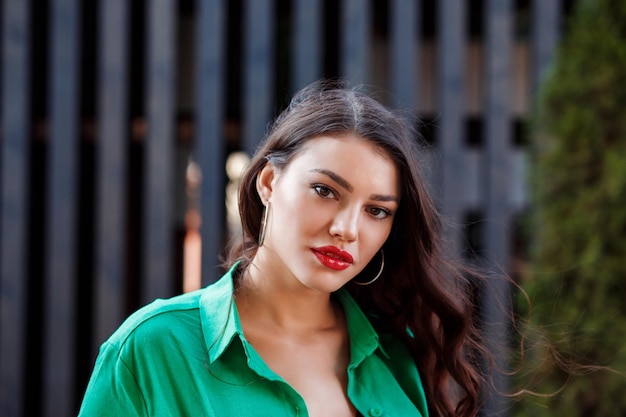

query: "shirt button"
xmin=369 ymin=407 xmax=383 ymax=417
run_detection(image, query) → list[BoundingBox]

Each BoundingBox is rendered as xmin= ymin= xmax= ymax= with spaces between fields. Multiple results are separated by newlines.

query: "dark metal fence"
xmin=1 ymin=0 xmax=567 ymax=416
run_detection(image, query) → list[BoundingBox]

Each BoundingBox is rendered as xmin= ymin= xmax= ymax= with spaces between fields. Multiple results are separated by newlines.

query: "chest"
xmin=244 ymin=327 xmax=356 ymax=417
xmin=131 ymin=332 xmax=425 ymax=417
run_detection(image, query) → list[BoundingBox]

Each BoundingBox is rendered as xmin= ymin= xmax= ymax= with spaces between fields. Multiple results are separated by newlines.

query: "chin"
xmin=303 ymin=274 xmax=350 ymax=294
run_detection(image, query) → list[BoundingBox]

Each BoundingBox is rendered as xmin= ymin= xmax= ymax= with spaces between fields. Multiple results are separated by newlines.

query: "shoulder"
xmin=104 ymin=289 xmax=205 ymax=354
xmin=101 ymin=261 xmax=240 ymax=357
xmin=81 ymin=290 xmax=210 ymax=416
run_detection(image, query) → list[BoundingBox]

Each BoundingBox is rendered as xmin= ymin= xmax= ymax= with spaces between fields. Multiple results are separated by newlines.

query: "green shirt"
xmin=79 ymin=264 xmax=429 ymax=416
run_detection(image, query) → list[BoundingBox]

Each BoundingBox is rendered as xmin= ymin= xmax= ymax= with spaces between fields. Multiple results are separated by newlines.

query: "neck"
xmin=235 ymin=255 xmax=339 ymax=333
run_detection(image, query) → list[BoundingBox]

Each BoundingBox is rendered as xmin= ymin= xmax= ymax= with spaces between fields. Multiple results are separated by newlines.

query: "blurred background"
xmin=2 ymin=0 xmax=625 ymax=416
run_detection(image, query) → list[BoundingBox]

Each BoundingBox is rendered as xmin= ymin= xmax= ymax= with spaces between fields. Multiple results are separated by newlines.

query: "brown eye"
xmin=313 ymin=184 xmax=336 ymax=199
xmin=368 ymin=206 xmax=392 ymax=219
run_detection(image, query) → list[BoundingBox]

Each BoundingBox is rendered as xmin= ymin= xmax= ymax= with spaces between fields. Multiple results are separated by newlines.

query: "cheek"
xmin=362 ymin=221 xmax=393 ymax=251
xmin=271 ymin=189 xmax=314 ymax=233
xmin=277 ymin=196 xmax=333 ymax=241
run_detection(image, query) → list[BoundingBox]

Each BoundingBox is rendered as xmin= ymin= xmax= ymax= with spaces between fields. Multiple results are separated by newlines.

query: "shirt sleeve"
xmin=78 ymin=342 xmax=148 ymax=417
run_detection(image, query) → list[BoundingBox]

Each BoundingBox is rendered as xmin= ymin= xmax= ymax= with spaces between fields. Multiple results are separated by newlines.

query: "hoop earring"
xmin=353 ymin=250 xmax=384 ymax=286
xmin=258 ymin=201 xmax=270 ymax=247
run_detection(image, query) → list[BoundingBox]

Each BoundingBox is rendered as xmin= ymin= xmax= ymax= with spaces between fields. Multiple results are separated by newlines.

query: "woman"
xmin=79 ymin=81 xmax=484 ymax=417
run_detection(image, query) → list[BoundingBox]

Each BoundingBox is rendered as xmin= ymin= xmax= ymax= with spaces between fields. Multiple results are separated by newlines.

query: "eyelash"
xmin=368 ymin=207 xmax=392 ymax=220
xmin=311 ymin=184 xmax=393 ymax=220
xmin=312 ymin=184 xmax=337 ymax=199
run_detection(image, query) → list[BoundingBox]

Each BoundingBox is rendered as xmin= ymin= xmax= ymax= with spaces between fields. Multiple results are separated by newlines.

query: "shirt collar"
xmin=199 ymin=263 xmax=243 ymax=364
xmin=199 ymin=263 xmax=388 ymax=365
xmin=336 ymin=289 xmax=390 ymax=365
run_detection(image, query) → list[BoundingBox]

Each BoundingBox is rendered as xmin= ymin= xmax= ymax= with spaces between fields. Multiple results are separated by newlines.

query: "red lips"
xmin=311 ymin=246 xmax=353 ymax=271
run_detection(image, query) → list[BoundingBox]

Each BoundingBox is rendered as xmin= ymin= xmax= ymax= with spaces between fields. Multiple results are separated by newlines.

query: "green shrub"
xmin=515 ymin=0 xmax=626 ymax=416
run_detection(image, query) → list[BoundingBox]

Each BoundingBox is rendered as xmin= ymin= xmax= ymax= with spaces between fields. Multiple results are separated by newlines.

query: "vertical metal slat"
xmin=438 ymin=0 xmax=467 ymax=251
xmin=94 ymin=0 xmax=129 ymax=348
xmin=341 ymin=0 xmax=369 ymax=85
xmin=390 ymin=0 xmax=419 ymax=110
xmin=243 ymin=0 xmax=274 ymax=155
xmin=44 ymin=0 xmax=81 ymax=415
xmin=292 ymin=0 xmax=322 ymax=92
xmin=143 ymin=0 xmax=176 ymax=304
xmin=483 ymin=1 xmax=514 ymax=416
xmin=532 ymin=0 xmax=562 ymax=94
xmin=0 ymin=0 xmax=31 ymax=415
xmin=196 ymin=0 xmax=226 ymax=285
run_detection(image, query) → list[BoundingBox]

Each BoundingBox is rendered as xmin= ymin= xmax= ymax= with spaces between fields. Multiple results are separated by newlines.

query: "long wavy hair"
xmin=225 ymin=80 xmax=486 ymax=417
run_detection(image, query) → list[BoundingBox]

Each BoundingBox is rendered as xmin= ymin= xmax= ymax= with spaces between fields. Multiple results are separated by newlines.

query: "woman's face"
xmin=256 ymin=134 xmax=400 ymax=293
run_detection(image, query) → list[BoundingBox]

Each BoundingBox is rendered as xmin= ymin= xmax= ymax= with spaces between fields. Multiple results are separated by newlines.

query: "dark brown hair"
xmin=226 ymin=80 xmax=485 ymax=417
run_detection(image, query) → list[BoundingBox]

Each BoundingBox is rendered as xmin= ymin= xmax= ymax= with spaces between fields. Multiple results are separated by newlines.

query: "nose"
xmin=329 ymin=206 xmax=358 ymax=242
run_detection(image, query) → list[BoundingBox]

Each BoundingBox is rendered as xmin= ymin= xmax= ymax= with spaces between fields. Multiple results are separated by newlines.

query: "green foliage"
xmin=515 ymin=0 xmax=626 ymax=415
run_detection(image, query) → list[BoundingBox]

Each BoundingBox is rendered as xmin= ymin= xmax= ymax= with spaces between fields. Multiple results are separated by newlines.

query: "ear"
xmin=256 ymin=162 xmax=276 ymax=203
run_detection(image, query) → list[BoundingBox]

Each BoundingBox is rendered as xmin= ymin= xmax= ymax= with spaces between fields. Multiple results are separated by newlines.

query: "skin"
xmin=235 ymin=134 xmax=400 ymax=417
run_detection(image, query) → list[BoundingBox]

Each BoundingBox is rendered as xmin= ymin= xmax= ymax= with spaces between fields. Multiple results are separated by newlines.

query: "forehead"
xmin=297 ymin=133 xmax=390 ymax=159
xmin=285 ymin=134 xmax=400 ymax=193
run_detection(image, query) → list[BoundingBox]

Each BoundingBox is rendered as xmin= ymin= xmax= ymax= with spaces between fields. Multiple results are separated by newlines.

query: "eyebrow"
xmin=310 ymin=168 xmax=400 ymax=203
